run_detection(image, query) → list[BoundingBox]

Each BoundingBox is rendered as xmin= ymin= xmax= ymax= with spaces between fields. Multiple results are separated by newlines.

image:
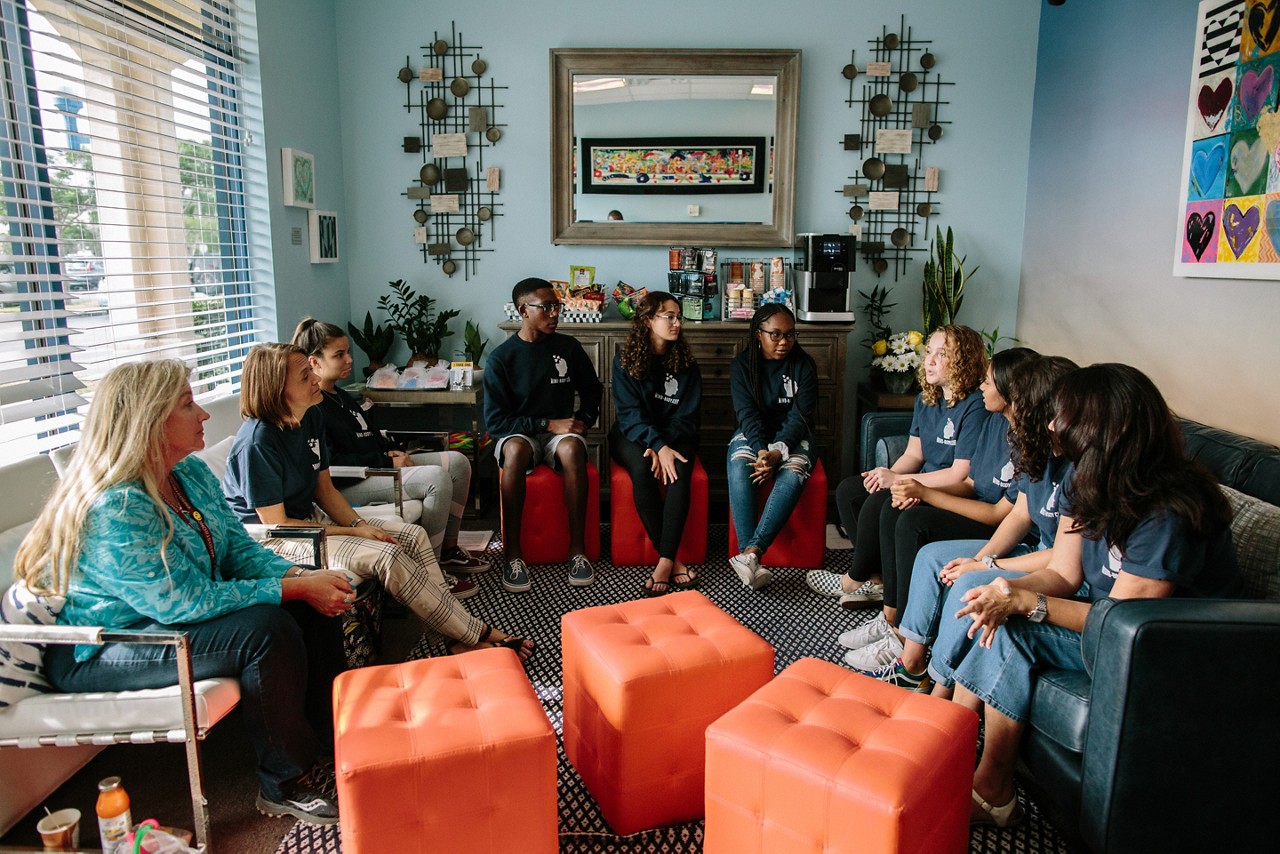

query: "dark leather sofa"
xmin=857 ymin=412 xmax=1280 ymax=852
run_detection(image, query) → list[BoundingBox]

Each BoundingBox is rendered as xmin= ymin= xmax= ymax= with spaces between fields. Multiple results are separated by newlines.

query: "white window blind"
xmin=0 ymin=0 xmax=267 ymax=461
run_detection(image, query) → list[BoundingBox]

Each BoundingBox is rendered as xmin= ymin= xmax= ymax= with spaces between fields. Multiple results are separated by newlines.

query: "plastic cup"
xmin=36 ymin=808 xmax=80 ymax=851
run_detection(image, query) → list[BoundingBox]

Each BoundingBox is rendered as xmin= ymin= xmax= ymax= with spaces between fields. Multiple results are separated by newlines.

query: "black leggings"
xmin=609 ymin=424 xmax=696 ymax=560
xmin=836 ymin=475 xmax=997 ymax=614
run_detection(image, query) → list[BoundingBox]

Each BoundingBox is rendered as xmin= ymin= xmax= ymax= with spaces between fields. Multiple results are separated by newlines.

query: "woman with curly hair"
xmin=726 ymin=303 xmax=818 ymax=590
xmin=837 ymin=346 xmax=1038 ymax=671
xmin=849 ymin=355 xmax=1079 ymax=691
xmin=609 ymin=292 xmax=702 ymax=595
xmin=818 ymin=325 xmax=989 ymax=607
xmin=952 ymin=364 xmax=1239 ymax=827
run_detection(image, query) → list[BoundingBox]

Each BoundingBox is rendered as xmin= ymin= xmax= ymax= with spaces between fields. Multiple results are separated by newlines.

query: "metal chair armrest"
xmin=329 ymin=467 xmax=404 ymax=515
xmin=244 ymin=524 xmax=328 ymax=569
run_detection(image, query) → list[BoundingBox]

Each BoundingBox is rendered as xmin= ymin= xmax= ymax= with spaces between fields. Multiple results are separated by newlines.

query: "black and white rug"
xmin=278 ymin=525 xmax=1078 ymax=854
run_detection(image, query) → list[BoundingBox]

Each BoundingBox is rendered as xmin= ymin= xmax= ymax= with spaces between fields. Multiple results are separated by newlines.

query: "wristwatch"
xmin=1027 ymin=592 xmax=1048 ymax=623
xmin=980 ymin=554 xmax=1000 ymax=570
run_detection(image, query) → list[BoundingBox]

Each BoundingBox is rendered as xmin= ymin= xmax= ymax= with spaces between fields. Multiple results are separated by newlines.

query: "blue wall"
xmin=327 ymin=0 xmax=1041 ymax=371
xmin=1020 ymin=0 xmax=1280 ymax=444
xmin=257 ymin=0 xmax=350 ymax=340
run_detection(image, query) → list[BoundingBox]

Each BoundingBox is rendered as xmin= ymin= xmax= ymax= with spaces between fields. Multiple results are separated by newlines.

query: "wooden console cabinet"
xmin=498 ymin=320 xmax=853 ymax=506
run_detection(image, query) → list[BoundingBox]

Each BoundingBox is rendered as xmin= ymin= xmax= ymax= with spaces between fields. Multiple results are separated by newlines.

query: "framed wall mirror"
xmin=550 ymin=48 xmax=800 ymax=247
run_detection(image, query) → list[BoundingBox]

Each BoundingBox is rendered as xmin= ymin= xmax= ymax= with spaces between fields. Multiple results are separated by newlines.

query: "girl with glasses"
xmin=727 ymin=304 xmax=818 ymax=589
xmin=610 ymin=291 xmax=702 ymax=595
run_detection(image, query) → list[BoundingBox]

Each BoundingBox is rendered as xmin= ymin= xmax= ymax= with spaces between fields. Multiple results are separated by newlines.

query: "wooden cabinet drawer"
xmin=798 ymin=335 xmax=839 ymax=381
xmin=700 ymin=393 xmax=737 ymax=433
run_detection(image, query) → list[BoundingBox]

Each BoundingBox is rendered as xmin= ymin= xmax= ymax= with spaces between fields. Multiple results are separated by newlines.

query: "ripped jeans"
xmin=726 ymin=432 xmax=814 ymax=556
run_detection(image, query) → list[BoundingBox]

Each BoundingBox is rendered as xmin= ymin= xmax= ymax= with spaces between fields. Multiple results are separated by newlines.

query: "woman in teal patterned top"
xmin=15 ymin=359 xmax=351 ymax=824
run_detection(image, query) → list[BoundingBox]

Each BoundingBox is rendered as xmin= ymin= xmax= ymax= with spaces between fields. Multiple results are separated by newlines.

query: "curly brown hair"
xmin=1008 ymin=355 xmax=1077 ymax=480
xmin=618 ymin=291 xmax=695 ymax=380
xmin=919 ymin=324 xmax=986 ymax=407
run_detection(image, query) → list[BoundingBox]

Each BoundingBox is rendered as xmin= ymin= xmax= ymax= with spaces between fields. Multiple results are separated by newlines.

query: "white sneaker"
xmin=729 ymin=552 xmax=773 ymax=590
xmin=839 ymin=579 xmax=885 ymax=609
xmin=838 ymin=612 xmax=894 ymax=650
xmin=842 ymin=632 xmax=904 ymax=671
xmin=805 ymin=570 xmax=846 ymax=598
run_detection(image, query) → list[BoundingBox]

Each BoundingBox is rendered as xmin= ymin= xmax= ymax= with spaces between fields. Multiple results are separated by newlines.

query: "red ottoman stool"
xmin=728 ymin=458 xmax=828 ymax=568
xmin=561 ymin=590 xmax=775 ymax=835
xmin=499 ymin=461 xmax=600 ymax=564
xmin=334 ymin=648 xmax=557 ymax=854
xmin=704 ymin=657 xmax=978 ymax=854
xmin=609 ymin=458 xmax=708 ymax=566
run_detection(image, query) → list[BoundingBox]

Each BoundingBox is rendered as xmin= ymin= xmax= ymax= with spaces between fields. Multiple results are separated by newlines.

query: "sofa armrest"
xmin=858 ymin=411 xmax=913 ymax=473
xmin=1078 ymin=597 xmax=1280 ymax=853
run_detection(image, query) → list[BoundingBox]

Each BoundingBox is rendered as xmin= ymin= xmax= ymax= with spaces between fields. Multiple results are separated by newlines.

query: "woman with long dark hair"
xmin=610 ymin=291 xmax=702 ymax=595
xmin=952 ymin=364 xmax=1240 ymax=827
xmin=726 ymin=304 xmax=818 ymax=590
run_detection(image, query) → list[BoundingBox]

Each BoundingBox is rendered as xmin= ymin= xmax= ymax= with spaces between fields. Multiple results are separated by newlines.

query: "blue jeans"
xmin=898 ymin=540 xmax=1034 ymax=686
xmin=726 ymin=433 xmax=813 ymax=555
xmin=951 ymin=613 xmax=1087 ymax=724
xmin=44 ymin=603 xmax=345 ymax=801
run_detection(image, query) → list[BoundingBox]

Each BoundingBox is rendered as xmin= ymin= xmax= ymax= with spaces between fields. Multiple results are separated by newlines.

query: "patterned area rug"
xmin=278 ymin=524 xmax=1078 ymax=854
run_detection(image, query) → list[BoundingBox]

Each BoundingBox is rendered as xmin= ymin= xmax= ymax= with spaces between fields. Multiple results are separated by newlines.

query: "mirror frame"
xmin=550 ymin=48 xmax=800 ymax=247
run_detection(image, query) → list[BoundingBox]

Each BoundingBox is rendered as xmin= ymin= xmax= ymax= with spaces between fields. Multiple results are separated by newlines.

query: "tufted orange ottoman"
xmin=609 ymin=458 xmax=709 ymax=566
xmin=728 ymin=458 xmax=828 ymax=568
xmin=333 ymin=648 xmax=557 ymax=854
xmin=500 ymin=461 xmax=600 ymax=564
xmin=561 ymin=590 xmax=775 ymax=835
xmin=704 ymin=657 xmax=978 ymax=854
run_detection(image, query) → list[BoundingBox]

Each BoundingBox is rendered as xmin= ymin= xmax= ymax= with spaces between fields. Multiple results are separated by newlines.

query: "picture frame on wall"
xmin=281 ymin=147 xmax=316 ymax=209
xmin=581 ymin=137 xmax=767 ymax=195
xmin=309 ymin=210 xmax=338 ymax=263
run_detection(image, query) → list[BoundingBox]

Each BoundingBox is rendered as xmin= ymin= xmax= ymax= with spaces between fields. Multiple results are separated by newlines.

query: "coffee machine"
xmin=794 ymin=233 xmax=856 ymax=322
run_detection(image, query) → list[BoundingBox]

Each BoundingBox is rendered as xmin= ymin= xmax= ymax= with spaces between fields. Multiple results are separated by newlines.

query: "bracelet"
xmin=349 ymin=518 xmax=363 ymax=527
xmin=286 ymin=567 xmax=305 ymax=579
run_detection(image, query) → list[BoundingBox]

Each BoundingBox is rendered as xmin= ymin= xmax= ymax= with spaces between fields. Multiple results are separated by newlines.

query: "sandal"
xmin=671 ymin=569 xmax=700 ymax=590
xmin=642 ymin=572 xmax=670 ymax=597
xmin=494 ymin=635 xmax=536 ymax=662
xmin=970 ymin=788 xmax=1023 ymax=828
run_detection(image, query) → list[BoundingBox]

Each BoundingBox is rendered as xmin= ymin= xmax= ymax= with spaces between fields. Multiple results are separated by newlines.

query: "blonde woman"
xmin=221 ymin=344 xmax=533 ymax=662
xmin=18 ymin=360 xmax=347 ymax=823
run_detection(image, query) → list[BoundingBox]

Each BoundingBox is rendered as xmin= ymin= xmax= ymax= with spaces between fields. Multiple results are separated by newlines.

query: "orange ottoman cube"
xmin=333 ymin=648 xmax=557 ymax=854
xmin=500 ymin=461 xmax=600 ymax=564
xmin=561 ymin=590 xmax=775 ymax=835
xmin=704 ymin=657 xmax=978 ymax=854
xmin=728 ymin=458 xmax=828 ymax=568
xmin=609 ymin=458 xmax=709 ymax=566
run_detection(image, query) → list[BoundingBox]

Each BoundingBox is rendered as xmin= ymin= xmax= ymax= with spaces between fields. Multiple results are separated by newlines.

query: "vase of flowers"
xmin=872 ymin=330 xmax=925 ymax=394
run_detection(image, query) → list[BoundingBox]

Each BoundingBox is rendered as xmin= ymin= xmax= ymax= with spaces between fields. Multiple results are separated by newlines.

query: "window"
xmin=0 ymin=0 xmax=268 ymax=461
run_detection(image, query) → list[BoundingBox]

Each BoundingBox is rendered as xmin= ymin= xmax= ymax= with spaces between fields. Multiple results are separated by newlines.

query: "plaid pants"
xmin=262 ymin=515 xmax=485 ymax=645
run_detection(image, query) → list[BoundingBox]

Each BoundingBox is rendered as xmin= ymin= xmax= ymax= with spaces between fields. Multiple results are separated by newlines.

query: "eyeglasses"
xmin=758 ymin=328 xmax=797 ymax=342
xmin=654 ymin=313 xmax=682 ymax=324
xmin=524 ymin=302 xmax=563 ymax=315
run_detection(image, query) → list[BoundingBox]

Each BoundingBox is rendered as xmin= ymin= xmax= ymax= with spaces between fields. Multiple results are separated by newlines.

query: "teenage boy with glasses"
xmin=483 ymin=277 xmax=603 ymax=591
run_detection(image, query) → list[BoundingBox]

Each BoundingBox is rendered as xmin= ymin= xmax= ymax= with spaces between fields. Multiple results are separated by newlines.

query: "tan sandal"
xmin=970 ymin=788 xmax=1023 ymax=827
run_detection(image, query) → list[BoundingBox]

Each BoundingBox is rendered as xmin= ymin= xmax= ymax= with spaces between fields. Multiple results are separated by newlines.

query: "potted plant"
xmin=921 ymin=226 xmax=978 ymax=333
xmin=346 ymin=311 xmax=395 ymax=377
xmin=463 ymin=319 xmax=489 ymax=366
xmin=377 ymin=278 xmax=461 ymax=366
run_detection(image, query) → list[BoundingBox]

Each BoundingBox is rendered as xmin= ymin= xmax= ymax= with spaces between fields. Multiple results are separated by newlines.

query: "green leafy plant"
xmin=346 ymin=311 xmax=395 ymax=366
xmin=463 ymin=319 xmax=489 ymax=365
xmin=921 ymin=226 xmax=978 ymax=333
xmin=980 ymin=327 xmax=1020 ymax=359
xmin=858 ymin=284 xmax=897 ymax=351
xmin=377 ymin=278 xmax=461 ymax=362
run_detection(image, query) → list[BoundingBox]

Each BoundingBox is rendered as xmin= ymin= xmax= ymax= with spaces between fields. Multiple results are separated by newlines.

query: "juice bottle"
xmin=96 ymin=776 xmax=132 ymax=853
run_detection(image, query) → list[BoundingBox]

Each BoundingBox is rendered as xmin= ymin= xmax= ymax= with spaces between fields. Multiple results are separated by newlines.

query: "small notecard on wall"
xmin=413 ymin=227 xmax=427 ymax=244
xmin=430 ymin=194 xmax=460 ymax=213
xmin=431 ymin=133 xmax=467 ymax=158
xmin=866 ymin=62 xmax=891 ymax=77
xmin=875 ymin=129 xmax=912 ymax=154
xmin=419 ymin=67 xmax=443 ymax=82
xmin=869 ymin=191 xmax=899 ymax=210
xmin=924 ymin=167 xmax=940 ymax=192
xmin=486 ymin=167 xmax=500 ymax=191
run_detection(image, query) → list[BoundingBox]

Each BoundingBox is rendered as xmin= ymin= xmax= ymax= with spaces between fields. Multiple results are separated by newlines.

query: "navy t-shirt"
xmin=968 ymin=414 xmax=1017 ymax=504
xmin=909 ymin=391 xmax=989 ymax=472
xmin=611 ymin=353 xmax=702 ymax=451
xmin=1076 ymin=510 xmax=1241 ymax=602
xmin=1017 ymin=454 xmax=1073 ymax=549
xmin=222 ymin=407 xmax=328 ymax=523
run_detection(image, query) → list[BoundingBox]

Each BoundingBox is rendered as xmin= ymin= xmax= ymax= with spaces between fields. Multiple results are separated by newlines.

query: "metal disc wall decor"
xmin=397 ymin=21 xmax=507 ymax=280
xmin=836 ymin=15 xmax=955 ymax=279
